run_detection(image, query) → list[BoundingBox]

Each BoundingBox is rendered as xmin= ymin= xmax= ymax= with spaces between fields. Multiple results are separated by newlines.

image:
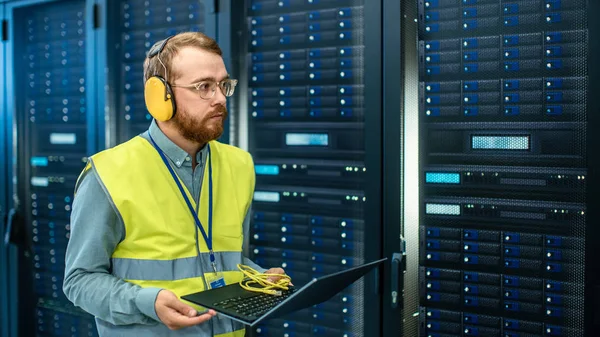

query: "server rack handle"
xmin=3 ymin=208 xmax=25 ymax=247
xmin=390 ymin=237 xmax=406 ymax=309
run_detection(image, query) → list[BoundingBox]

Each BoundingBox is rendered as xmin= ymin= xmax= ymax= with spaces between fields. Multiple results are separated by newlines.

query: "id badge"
xmin=205 ymin=272 xmax=226 ymax=289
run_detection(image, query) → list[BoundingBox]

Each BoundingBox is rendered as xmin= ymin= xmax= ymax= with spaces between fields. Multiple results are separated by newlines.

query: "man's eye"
xmin=198 ymin=83 xmax=211 ymax=91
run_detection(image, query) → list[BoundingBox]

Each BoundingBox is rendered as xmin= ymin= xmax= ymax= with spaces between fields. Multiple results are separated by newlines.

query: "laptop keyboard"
xmin=212 ymin=288 xmax=297 ymax=319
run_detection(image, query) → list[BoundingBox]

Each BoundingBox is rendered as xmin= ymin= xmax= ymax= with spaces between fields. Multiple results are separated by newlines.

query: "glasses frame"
xmin=172 ymin=79 xmax=239 ymax=100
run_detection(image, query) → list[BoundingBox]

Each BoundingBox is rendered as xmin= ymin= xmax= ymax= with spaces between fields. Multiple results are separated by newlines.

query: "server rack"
xmin=105 ymin=0 xmax=215 ymax=146
xmin=4 ymin=0 xmax=101 ymax=336
xmin=239 ymin=0 xmax=383 ymax=336
xmin=417 ymin=1 xmax=588 ymax=336
xmin=0 ymin=3 xmax=13 ymax=336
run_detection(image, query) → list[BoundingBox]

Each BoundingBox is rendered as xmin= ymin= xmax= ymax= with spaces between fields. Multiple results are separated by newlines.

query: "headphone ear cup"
xmin=144 ymin=76 xmax=176 ymax=121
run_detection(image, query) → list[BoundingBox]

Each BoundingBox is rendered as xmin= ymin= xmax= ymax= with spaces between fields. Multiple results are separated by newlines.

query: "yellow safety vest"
xmin=90 ymin=135 xmax=254 ymax=337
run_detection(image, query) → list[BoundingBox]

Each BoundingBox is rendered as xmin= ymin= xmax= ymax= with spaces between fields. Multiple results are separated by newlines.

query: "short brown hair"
xmin=143 ymin=32 xmax=222 ymax=83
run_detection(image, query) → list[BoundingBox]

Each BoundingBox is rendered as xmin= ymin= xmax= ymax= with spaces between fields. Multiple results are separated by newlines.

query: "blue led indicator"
xmin=504 ymin=93 xmax=520 ymax=103
xmin=425 ymin=172 xmax=460 ymax=184
xmin=31 ymin=157 xmax=49 ymax=167
xmin=286 ymin=133 xmax=329 ymax=146
xmin=463 ymin=8 xmax=477 ymax=18
xmin=425 ymin=0 xmax=440 ymax=8
xmin=546 ymin=59 xmax=563 ymax=70
xmin=464 ymin=107 xmax=478 ymax=116
xmin=426 ymin=96 xmax=441 ymax=105
xmin=425 ymin=24 xmax=439 ymax=33
xmin=504 ymin=4 xmax=519 ymax=14
xmin=463 ymin=19 xmax=478 ymax=30
xmin=463 ymin=94 xmax=479 ymax=104
xmin=504 ymin=106 xmax=520 ymax=116
xmin=504 ymin=62 xmax=520 ymax=71
xmin=504 ymin=16 xmax=519 ymax=27
xmin=425 ymin=203 xmax=461 ymax=216
xmin=546 ymin=0 xmax=562 ymax=10
xmin=472 ymin=135 xmax=529 ymax=150
xmin=253 ymin=191 xmax=280 ymax=203
xmin=425 ymin=83 xmax=441 ymax=92
xmin=546 ymin=78 xmax=564 ymax=88
xmin=546 ymin=32 xmax=562 ymax=43
xmin=504 ymin=80 xmax=519 ymax=90
xmin=425 ymin=108 xmax=440 ymax=117
xmin=504 ymin=49 xmax=519 ymax=59
xmin=464 ymin=64 xmax=478 ymax=73
xmin=255 ymin=165 xmax=280 ymax=175
xmin=546 ymin=13 xmax=561 ymax=23
xmin=424 ymin=41 xmax=440 ymax=51
xmin=463 ymin=51 xmax=478 ymax=61
xmin=546 ymin=46 xmax=562 ymax=57
xmin=462 ymin=38 xmax=478 ymax=49
xmin=426 ymin=67 xmax=441 ymax=75
xmin=425 ymin=54 xmax=440 ymax=63
xmin=463 ymin=81 xmax=478 ymax=91
xmin=546 ymin=92 xmax=563 ymax=102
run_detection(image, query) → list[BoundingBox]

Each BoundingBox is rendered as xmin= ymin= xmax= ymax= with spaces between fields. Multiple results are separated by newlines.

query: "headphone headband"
xmin=148 ymin=35 xmax=174 ymax=59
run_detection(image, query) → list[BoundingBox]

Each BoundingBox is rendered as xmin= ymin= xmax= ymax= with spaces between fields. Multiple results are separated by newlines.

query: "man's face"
xmin=170 ymin=47 xmax=229 ymax=145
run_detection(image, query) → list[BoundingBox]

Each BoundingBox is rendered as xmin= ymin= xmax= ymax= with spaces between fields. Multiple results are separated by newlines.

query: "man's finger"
xmin=166 ymin=310 xmax=215 ymax=329
xmin=169 ymin=298 xmax=198 ymax=317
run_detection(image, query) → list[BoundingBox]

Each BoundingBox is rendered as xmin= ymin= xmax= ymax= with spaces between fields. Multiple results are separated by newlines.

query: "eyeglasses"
xmin=172 ymin=79 xmax=238 ymax=100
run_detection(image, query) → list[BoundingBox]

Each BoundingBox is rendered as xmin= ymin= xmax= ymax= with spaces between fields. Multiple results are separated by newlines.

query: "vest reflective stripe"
xmin=111 ymin=251 xmax=245 ymax=281
xmin=90 ymin=136 xmax=254 ymax=337
xmin=96 ymin=316 xmax=245 ymax=337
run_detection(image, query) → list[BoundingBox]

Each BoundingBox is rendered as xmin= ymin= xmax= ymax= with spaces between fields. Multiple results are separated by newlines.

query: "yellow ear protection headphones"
xmin=144 ymin=36 xmax=177 ymax=121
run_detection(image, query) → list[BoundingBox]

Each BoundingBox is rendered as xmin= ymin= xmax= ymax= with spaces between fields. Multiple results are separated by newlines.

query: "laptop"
xmin=182 ymin=258 xmax=387 ymax=326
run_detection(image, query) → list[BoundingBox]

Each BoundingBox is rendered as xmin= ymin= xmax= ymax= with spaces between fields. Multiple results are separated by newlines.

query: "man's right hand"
xmin=155 ymin=290 xmax=216 ymax=330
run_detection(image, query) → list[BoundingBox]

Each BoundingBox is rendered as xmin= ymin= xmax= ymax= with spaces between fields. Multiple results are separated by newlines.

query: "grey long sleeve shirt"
xmin=63 ymin=120 xmax=263 ymax=326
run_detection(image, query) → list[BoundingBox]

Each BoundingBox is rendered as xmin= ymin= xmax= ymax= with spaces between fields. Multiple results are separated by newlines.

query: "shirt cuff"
xmin=135 ymin=287 xmax=163 ymax=322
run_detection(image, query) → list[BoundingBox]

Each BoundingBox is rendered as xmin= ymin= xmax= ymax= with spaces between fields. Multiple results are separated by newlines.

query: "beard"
xmin=171 ymin=105 xmax=228 ymax=145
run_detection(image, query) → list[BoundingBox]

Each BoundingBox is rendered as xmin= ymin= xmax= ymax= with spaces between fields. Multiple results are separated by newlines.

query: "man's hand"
xmin=155 ymin=290 xmax=216 ymax=330
xmin=264 ymin=267 xmax=290 ymax=284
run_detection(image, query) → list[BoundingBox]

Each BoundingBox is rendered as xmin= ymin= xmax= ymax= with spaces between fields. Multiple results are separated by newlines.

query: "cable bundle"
xmin=237 ymin=264 xmax=292 ymax=296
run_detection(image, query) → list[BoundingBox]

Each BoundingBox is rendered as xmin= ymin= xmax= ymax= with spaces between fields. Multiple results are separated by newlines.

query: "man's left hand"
xmin=264 ymin=267 xmax=287 ymax=283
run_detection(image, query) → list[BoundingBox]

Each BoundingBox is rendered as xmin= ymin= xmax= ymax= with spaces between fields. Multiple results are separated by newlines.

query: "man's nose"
xmin=212 ymin=86 xmax=227 ymax=106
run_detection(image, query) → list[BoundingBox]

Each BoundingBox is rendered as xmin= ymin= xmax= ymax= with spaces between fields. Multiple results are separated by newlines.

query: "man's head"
xmin=143 ymin=32 xmax=234 ymax=145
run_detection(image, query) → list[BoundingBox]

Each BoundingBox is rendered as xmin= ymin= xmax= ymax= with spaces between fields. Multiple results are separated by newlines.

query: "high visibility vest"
xmin=89 ymin=136 xmax=254 ymax=337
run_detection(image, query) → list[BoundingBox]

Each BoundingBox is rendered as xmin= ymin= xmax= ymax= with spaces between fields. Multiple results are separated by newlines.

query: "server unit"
xmin=2 ymin=0 xmax=213 ymax=336
xmin=106 ymin=0 xmax=211 ymax=145
xmin=418 ymin=1 xmax=588 ymax=336
xmin=4 ymin=1 xmax=99 ymax=336
xmin=242 ymin=0 xmax=378 ymax=336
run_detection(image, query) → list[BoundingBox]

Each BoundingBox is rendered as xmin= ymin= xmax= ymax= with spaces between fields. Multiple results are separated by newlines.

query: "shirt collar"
xmin=148 ymin=119 xmax=206 ymax=168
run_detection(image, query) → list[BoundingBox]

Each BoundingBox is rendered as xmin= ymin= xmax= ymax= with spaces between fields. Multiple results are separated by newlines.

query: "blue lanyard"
xmin=148 ymin=134 xmax=217 ymax=273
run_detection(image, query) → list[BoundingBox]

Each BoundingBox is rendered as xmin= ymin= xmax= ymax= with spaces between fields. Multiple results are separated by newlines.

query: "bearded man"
xmin=63 ymin=32 xmax=286 ymax=337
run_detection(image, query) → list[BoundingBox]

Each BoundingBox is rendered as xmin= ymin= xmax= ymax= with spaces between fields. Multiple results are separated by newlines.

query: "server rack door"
xmin=237 ymin=0 xmax=383 ymax=336
xmin=416 ymin=1 xmax=588 ymax=337
xmin=0 ymin=4 xmax=13 ymax=337
xmin=382 ymin=0 xmax=417 ymax=335
xmin=586 ymin=1 xmax=600 ymax=334
xmin=105 ymin=0 xmax=216 ymax=147
xmin=4 ymin=0 xmax=101 ymax=336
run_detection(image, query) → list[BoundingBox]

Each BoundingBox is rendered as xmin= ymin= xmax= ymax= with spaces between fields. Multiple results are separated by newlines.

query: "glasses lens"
xmin=198 ymin=82 xmax=214 ymax=100
xmin=222 ymin=79 xmax=237 ymax=97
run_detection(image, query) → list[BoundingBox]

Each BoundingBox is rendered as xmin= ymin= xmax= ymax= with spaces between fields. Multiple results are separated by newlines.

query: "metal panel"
xmin=585 ymin=0 xmax=600 ymax=335
xmin=417 ymin=1 xmax=587 ymax=337
xmin=0 ymin=4 xmax=10 ymax=337
xmin=241 ymin=0 xmax=381 ymax=336
xmin=382 ymin=0 xmax=411 ymax=336
xmin=5 ymin=1 xmax=99 ymax=336
xmin=397 ymin=0 xmax=421 ymax=336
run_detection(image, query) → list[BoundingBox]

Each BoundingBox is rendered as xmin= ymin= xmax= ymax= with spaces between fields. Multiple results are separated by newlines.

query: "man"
xmin=63 ymin=32 xmax=285 ymax=337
